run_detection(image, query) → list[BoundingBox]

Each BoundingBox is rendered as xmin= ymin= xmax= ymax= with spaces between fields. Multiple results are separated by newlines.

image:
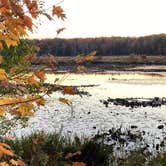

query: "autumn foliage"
xmin=0 ymin=1 xmax=96 ymax=165
xmin=0 ymin=0 xmax=66 ymax=164
xmin=0 ymin=0 xmax=66 ymax=125
xmin=0 ymin=0 xmax=66 ymax=48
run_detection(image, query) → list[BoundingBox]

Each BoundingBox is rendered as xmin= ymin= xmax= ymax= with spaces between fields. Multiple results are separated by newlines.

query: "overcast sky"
xmin=28 ymin=0 xmax=166 ymax=39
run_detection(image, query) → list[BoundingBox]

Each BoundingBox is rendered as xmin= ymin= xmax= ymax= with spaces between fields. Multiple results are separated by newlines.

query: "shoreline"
xmin=33 ymin=55 xmax=166 ymax=73
xmin=44 ymin=65 xmax=166 ymax=75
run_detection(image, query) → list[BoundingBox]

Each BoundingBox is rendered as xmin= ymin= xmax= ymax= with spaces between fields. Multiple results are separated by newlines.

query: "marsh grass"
xmin=2 ymin=132 xmax=110 ymax=166
xmin=0 ymin=129 xmax=165 ymax=166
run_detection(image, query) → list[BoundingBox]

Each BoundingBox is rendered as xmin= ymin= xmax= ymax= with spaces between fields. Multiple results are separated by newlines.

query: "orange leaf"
xmin=27 ymin=75 xmax=39 ymax=86
xmin=24 ymin=54 xmax=36 ymax=62
xmin=10 ymin=159 xmax=27 ymax=166
xmin=43 ymin=13 xmax=53 ymax=21
xmin=0 ymin=43 xmax=3 ymax=50
xmin=34 ymin=70 xmax=45 ymax=81
xmin=0 ymin=143 xmax=11 ymax=150
xmin=30 ymin=6 xmax=38 ymax=19
xmin=65 ymin=153 xmax=73 ymax=159
xmin=16 ymin=160 xmax=27 ymax=166
xmin=73 ymin=151 xmax=81 ymax=156
xmin=59 ymin=97 xmax=71 ymax=106
xmin=72 ymin=162 xmax=86 ymax=166
xmin=32 ymin=138 xmax=39 ymax=145
xmin=23 ymin=15 xmax=33 ymax=31
xmin=0 ymin=143 xmax=13 ymax=158
xmin=56 ymin=27 xmax=66 ymax=35
xmin=52 ymin=5 xmax=66 ymax=20
xmin=10 ymin=67 xmax=18 ymax=74
xmin=62 ymin=86 xmax=77 ymax=95
xmin=48 ymin=54 xmax=57 ymax=64
xmin=48 ymin=54 xmax=57 ymax=71
xmin=65 ymin=150 xmax=82 ymax=159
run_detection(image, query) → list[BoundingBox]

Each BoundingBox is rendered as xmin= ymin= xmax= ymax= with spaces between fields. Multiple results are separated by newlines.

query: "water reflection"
xmin=46 ymin=72 xmax=166 ymax=98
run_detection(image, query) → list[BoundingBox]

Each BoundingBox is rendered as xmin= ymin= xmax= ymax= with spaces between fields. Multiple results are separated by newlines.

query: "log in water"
xmin=101 ymin=97 xmax=166 ymax=108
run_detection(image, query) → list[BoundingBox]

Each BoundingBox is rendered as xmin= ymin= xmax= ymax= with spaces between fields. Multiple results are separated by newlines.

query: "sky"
xmin=29 ymin=0 xmax=166 ymax=39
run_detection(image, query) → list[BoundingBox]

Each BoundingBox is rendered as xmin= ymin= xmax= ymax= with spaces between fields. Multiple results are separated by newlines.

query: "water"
xmin=46 ymin=72 xmax=166 ymax=98
xmin=13 ymin=72 xmax=166 ymax=150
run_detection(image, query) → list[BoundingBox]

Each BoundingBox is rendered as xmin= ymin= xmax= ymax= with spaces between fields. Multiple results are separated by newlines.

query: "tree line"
xmin=32 ymin=34 xmax=166 ymax=56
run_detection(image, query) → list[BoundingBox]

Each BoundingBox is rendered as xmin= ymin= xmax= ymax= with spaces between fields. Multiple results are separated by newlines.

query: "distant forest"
xmin=31 ymin=34 xmax=166 ymax=56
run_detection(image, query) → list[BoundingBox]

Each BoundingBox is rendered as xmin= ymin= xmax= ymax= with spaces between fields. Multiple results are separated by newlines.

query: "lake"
xmin=13 ymin=72 xmax=166 ymax=151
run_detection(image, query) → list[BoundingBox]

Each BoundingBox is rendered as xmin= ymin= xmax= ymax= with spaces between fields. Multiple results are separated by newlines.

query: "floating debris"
xmin=101 ymin=97 xmax=166 ymax=108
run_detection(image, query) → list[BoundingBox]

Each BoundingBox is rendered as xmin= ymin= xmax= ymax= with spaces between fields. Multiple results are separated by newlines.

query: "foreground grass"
xmin=2 ymin=132 xmax=110 ymax=166
xmin=0 ymin=132 xmax=166 ymax=166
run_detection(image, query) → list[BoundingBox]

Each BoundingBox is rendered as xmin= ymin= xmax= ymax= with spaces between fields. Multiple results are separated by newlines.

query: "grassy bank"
xmin=1 ymin=130 xmax=166 ymax=166
xmin=33 ymin=55 xmax=166 ymax=72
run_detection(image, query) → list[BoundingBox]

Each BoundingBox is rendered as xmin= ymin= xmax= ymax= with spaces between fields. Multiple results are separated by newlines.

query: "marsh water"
xmin=13 ymin=72 xmax=166 ymax=151
xmin=46 ymin=72 xmax=166 ymax=98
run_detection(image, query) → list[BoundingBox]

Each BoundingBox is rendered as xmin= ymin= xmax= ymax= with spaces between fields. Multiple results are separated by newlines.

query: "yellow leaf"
xmin=17 ymin=103 xmax=34 ymax=116
xmin=59 ymin=97 xmax=71 ymax=106
xmin=0 ymin=162 xmax=9 ymax=166
xmin=5 ymin=38 xmax=18 ymax=47
xmin=8 ymin=33 xmax=19 ymax=42
xmin=77 ymin=65 xmax=85 ymax=72
xmin=0 ymin=56 xmax=3 ymax=64
xmin=75 ymin=55 xmax=85 ymax=64
xmin=10 ymin=159 xmax=18 ymax=166
xmin=0 ymin=97 xmax=12 ymax=105
xmin=0 ymin=108 xmax=4 ymax=116
xmin=35 ymin=96 xmax=45 ymax=106
xmin=85 ymin=51 xmax=96 ymax=61
xmin=16 ymin=25 xmax=27 ymax=36
xmin=0 ymin=69 xmax=7 ymax=81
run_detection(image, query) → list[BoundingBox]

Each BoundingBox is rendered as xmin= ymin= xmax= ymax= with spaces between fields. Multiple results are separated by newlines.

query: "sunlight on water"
xmin=13 ymin=72 xmax=166 ymax=146
xmin=46 ymin=72 xmax=166 ymax=98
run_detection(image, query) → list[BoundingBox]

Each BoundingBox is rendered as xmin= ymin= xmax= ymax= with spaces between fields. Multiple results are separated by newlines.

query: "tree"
xmin=0 ymin=0 xmax=66 ymax=164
